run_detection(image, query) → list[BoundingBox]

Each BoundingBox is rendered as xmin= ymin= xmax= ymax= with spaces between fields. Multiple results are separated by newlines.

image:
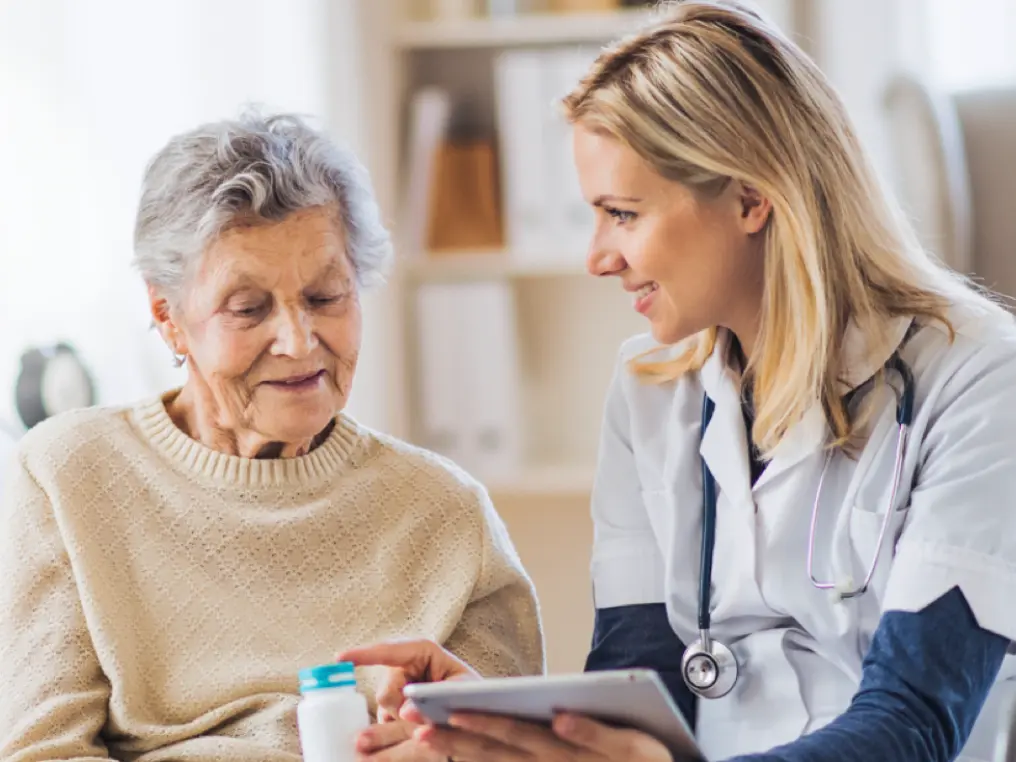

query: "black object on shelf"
xmin=15 ymin=343 xmax=96 ymax=429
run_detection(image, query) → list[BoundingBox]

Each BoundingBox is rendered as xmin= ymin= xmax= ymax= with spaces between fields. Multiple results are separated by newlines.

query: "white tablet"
xmin=404 ymin=669 xmax=704 ymax=761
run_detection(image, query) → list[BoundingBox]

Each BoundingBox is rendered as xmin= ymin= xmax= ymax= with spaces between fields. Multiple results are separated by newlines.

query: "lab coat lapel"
xmin=751 ymin=404 xmax=826 ymax=491
xmin=698 ymin=330 xmax=755 ymax=510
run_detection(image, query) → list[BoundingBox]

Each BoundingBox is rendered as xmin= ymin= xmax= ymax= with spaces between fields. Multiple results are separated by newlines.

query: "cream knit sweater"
xmin=0 ymin=394 xmax=544 ymax=761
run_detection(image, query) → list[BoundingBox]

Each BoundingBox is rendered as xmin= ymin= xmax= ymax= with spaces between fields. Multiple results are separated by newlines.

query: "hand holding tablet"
xmin=405 ymin=670 xmax=703 ymax=761
xmin=339 ymin=641 xmax=705 ymax=762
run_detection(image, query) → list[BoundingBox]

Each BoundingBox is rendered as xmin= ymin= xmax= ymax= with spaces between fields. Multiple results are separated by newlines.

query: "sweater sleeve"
xmin=725 ymin=587 xmax=1008 ymax=762
xmin=0 ymin=455 xmax=112 ymax=761
xmin=441 ymin=490 xmax=546 ymax=679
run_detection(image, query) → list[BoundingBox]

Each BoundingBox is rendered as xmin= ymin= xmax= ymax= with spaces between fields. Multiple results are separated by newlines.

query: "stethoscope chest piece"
xmin=682 ymin=635 xmax=738 ymax=699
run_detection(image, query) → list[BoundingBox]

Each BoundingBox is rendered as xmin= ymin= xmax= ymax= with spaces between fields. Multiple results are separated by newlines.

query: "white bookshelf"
xmin=402 ymin=250 xmax=587 ymax=282
xmin=396 ymin=8 xmax=656 ymax=49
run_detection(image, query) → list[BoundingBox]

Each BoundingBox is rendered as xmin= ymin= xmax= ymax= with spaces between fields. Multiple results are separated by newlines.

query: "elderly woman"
xmin=0 ymin=113 xmax=543 ymax=761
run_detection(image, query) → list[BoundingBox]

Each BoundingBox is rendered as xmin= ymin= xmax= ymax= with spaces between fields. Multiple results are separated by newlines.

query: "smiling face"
xmin=152 ymin=206 xmax=361 ymax=456
xmin=573 ymin=123 xmax=770 ymax=353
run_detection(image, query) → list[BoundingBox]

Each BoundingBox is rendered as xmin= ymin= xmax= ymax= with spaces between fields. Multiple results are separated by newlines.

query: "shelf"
xmin=481 ymin=463 xmax=596 ymax=496
xmin=396 ymin=8 xmax=655 ymax=50
xmin=401 ymin=251 xmax=588 ymax=282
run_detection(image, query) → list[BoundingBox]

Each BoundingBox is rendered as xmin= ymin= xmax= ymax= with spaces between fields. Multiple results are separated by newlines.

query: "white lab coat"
xmin=591 ymin=307 xmax=1016 ymax=761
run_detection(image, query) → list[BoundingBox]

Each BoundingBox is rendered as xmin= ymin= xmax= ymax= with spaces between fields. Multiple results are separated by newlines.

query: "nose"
xmin=586 ymin=238 xmax=627 ymax=278
xmin=271 ymin=304 xmax=318 ymax=359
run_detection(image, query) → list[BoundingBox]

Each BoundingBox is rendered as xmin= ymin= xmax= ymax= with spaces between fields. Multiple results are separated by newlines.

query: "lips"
xmin=631 ymin=281 xmax=659 ymax=315
xmin=264 ymin=370 xmax=325 ymax=387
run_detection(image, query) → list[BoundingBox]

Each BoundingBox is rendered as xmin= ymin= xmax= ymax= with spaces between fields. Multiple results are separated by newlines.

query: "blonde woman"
xmin=344 ymin=2 xmax=1016 ymax=761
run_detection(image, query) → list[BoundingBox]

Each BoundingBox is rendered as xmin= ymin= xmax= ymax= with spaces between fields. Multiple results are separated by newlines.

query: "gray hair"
xmin=133 ymin=111 xmax=392 ymax=301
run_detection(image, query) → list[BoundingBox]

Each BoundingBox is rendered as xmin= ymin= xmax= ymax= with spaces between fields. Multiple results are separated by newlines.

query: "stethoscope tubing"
xmin=687 ymin=352 xmax=916 ymax=698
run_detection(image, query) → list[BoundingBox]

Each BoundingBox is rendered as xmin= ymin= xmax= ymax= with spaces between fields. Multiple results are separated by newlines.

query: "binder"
xmin=459 ymin=281 xmax=523 ymax=478
xmin=402 ymin=87 xmax=452 ymax=258
xmin=414 ymin=283 xmax=470 ymax=466
xmin=543 ymin=46 xmax=600 ymax=255
xmin=413 ymin=281 xmax=523 ymax=479
xmin=494 ymin=49 xmax=554 ymax=255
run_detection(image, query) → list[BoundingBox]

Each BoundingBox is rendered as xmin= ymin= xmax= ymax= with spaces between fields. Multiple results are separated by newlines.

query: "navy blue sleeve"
xmin=726 ymin=587 xmax=1009 ymax=762
xmin=584 ymin=603 xmax=698 ymax=728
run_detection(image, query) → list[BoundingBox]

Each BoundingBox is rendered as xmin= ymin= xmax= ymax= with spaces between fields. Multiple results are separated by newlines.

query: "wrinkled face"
xmin=161 ymin=206 xmax=361 ymax=446
xmin=573 ymin=123 xmax=769 ymax=349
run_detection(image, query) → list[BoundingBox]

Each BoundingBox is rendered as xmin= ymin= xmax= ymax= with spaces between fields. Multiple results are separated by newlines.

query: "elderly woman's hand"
xmin=355 ymin=719 xmax=446 ymax=761
xmin=340 ymin=641 xmax=677 ymax=761
xmin=339 ymin=640 xmax=480 ymax=722
xmin=412 ymin=712 xmax=675 ymax=762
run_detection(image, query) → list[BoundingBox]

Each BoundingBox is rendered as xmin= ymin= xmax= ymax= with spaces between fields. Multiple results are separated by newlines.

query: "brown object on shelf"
xmin=426 ymin=140 xmax=504 ymax=252
xmin=548 ymin=0 xmax=621 ymax=11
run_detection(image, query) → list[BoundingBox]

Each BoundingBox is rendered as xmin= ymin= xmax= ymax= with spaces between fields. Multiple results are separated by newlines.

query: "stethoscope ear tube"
xmin=887 ymin=354 xmax=915 ymax=426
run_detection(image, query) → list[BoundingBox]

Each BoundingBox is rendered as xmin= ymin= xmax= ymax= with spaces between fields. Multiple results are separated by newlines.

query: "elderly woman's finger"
xmin=355 ymin=720 xmax=414 ymax=753
xmin=357 ymin=738 xmax=448 ymax=762
xmin=375 ymin=668 xmax=410 ymax=721
xmin=414 ymin=724 xmax=532 ymax=762
xmin=338 ymin=640 xmax=477 ymax=683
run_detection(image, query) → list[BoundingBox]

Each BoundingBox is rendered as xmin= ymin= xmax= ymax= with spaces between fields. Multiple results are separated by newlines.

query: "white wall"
xmin=0 ymin=0 xmax=389 ymax=434
xmin=802 ymin=0 xmax=910 ymax=175
xmin=925 ymin=0 xmax=1016 ymax=91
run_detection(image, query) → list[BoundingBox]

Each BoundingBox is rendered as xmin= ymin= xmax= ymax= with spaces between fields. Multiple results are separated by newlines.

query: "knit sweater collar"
xmin=132 ymin=391 xmax=363 ymax=487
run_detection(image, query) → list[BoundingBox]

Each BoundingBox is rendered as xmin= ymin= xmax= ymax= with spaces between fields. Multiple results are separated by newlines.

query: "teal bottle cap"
xmin=298 ymin=662 xmax=357 ymax=693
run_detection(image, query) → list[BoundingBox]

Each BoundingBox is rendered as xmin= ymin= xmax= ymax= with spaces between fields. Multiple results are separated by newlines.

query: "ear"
xmin=737 ymin=183 xmax=772 ymax=235
xmin=148 ymin=284 xmax=187 ymax=357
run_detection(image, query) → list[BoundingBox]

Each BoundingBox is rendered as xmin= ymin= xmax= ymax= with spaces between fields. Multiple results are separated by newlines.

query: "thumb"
xmin=400 ymin=699 xmax=427 ymax=725
xmin=399 ymin=670 xmax=480 ymax=726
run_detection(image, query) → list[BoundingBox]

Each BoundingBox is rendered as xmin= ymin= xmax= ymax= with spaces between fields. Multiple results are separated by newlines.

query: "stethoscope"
xmin=680 ymin=353 xmax=916 ymax=699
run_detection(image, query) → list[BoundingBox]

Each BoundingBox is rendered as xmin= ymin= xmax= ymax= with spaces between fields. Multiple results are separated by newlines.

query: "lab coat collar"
xmin=697 ymin=316 xmax=914 ymax=497
xmin=755 ymin=315 xmax=914 ymax=490
xmin=838 ymin=315 xmax=914 ymax=393
xmin=697 ymin=314 xmax=913 ymax=409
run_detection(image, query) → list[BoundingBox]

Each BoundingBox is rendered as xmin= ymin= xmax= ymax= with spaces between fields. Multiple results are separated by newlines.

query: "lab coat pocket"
xmin=843 ymin=397 xmax=910 ymax=602
xmin=847 ymin=507 xmax=905 ymax=598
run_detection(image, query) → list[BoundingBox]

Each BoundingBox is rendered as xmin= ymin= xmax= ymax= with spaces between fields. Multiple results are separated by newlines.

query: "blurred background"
xmin=1 ymin=0 xmax=1014 ymax=672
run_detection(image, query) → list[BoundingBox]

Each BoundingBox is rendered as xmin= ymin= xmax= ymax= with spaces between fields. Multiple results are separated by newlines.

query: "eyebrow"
xmin=215 ymin=257 xmax=353 ymax=298
xmin=592 ymin=195 xmax=642 ymax=206
xmin=311 ymin=261 xmax=354 ymax=287
xmin=220 ymin=274 xmax=263 ymax=294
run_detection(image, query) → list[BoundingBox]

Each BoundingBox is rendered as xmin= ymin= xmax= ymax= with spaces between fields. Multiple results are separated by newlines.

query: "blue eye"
xmin=605 ymin=207 xmax=637 ymax=224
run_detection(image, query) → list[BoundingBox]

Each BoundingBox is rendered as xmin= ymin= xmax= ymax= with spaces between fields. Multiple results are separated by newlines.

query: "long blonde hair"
xmin=562 ymin=0 xmax=1005 ymax=455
